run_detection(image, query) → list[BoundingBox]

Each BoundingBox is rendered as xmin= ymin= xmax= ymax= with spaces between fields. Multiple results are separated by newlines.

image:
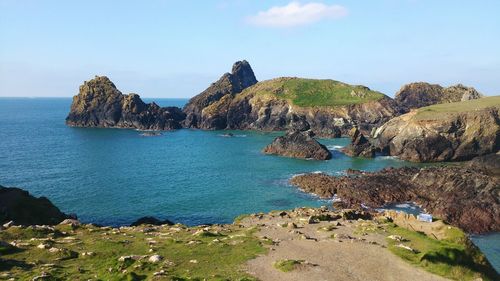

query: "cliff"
xmin=395 ymin=82 xmax=483 ymax=110
xmin=66 ymin=76 xmax=185 ymax=130
xmin=372 ymin=96 xmax=500 ymax=162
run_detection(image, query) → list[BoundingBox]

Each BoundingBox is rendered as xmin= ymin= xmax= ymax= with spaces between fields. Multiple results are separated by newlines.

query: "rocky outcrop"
xmin=395 ymin=82 xmax=483 ymax=110
xmin=182 ymin=60 xmax=258 ymax=129
xmin=262 ymin=130 xmax=332 ymax=160
xmin=0 ymin=186 xmax=72 ymax=225
xmin=130 ymin=216 xmax=173 ymax=227
xmin=467 ymin=153 xmax=500 ymax=176
xmin=372 ymin=97 xmax=500 ymax=162
xmin=290 ymin=167 xmax=500 ymax=234
xmin=66 ymin=76 xmax=185 ymax=130
xmin=341 ymin=127 xmax=376 ymax=158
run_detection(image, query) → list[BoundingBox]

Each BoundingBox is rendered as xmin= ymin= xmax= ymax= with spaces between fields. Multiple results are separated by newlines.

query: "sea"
xmin=0 ymin=97 xmax=498 ymax=272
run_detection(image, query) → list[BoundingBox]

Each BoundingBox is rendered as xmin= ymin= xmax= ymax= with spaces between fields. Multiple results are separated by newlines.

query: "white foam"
xmin=327 ymin=145 xmax=344 ymax=150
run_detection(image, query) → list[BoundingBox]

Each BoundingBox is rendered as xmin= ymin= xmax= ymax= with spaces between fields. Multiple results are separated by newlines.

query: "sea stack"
xmin=262 ymin=130 xmax=332 ymax=160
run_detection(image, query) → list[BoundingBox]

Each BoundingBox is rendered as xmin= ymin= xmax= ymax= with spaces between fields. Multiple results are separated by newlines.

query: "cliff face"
xmin=182 ymin=60 xmax=258 ymax=129
xmin=395 ymin=82 xmax=483 ymax=110
xmin=66 ymin=76 xmax=185 ymax=130
xmin=372 ymin=97 xmax=500 ymax=162
xmin=290 ymin=166 xmax=500 ymax=234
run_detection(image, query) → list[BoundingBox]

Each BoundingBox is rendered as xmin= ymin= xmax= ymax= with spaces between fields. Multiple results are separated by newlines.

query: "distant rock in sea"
xmin=341 ymin=127 xmax=376 ymax=158
xmin=130 ymin=216 xmax=173 ymax=226
xmin=395 ymin=82 xmax=483 ymax=110
xmin=0 ymin=185 xmax=73 ymax=226
xmin=66 ymin=76 xmax=185 ymax=130
xmin=263 ymin=130 xmax=332 ymax=160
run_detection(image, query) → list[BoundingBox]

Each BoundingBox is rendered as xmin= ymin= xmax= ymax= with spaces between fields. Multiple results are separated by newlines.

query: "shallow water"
xmin=0 ymin=97 xmax=498 ymax=272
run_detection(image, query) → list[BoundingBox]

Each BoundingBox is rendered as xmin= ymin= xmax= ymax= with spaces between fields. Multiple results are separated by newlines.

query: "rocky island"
xmin=66 ymin=76 xmax=186 ymax=130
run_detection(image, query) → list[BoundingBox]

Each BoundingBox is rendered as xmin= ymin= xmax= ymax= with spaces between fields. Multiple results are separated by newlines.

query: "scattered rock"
xmin=148 ymin=254 xmax=163 ymax=263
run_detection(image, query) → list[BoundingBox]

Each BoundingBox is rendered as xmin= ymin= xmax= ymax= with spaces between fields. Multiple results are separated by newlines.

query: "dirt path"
xmin=242 ymin=208 xmax=449 ymax=281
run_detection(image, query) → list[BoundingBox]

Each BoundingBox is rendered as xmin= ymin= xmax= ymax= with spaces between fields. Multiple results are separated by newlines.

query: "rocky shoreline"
xmin=290 ymin=159 xmax=500 ymax=234
xmin=1 ymin=198 xmax=498 ymax=280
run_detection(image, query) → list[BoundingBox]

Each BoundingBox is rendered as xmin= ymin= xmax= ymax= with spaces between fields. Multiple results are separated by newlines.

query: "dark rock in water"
xmin=66 ymin=76 xmax=185 ymax=130
xmin=130 ymin=216 xmax=174 ymax=227
xmin=182 ymin=60 xmax=258 ymax=129
xmin=263 ymin=130 xmax=332 ymax=160
xmin=0 ymin=186 xmax=72 ymax=225
xmin=395 ymin=82 xmax=483 ymax=110
xmin=341 ymin=127 xmax=376 ymax=158
xmin=290 ymin=167 xmax=500 ymax=234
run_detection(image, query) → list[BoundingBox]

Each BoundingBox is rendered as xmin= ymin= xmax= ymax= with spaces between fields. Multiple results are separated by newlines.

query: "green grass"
xmin=415 ymin=95 xmax=500 ymax=120
xmin=0 ymin=224 xmax=267 ymax=280
xmin=273 ymin=259 xmax=304 ymax=272
xmin=384 ymin=223 xmax=498 ymax=281
xmin=242 ymin=77 xmax=385 ymax=107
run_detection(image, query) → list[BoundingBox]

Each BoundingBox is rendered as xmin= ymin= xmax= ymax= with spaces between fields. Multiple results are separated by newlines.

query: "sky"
xmin=0 ymin=0 xmax=499 ymax=98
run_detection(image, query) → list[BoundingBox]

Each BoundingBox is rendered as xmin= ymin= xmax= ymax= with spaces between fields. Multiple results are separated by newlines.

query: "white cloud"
xmin=246 ymin=2 xmax=347 ymax=28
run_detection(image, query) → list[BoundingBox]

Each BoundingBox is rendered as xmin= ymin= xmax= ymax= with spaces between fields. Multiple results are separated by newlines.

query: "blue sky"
xmin=1 ymin=0 xmax=499 ymax=98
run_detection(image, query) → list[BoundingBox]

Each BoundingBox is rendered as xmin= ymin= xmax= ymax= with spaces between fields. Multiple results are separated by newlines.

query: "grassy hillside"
xmin=415 ymin=95 xmax=500 ymax=120
xmin=243 ymin=77 xmax=386 ymax=107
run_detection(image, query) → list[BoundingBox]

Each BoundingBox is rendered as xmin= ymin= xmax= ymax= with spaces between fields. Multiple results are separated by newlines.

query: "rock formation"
xmin=262 ymin=130 xmax=332 ymax=160
xmin=372 ymin=96 xmax=500 ymax=162
xmin=395 ymin=82 xmax=483 ymax=110
xmin=66 ymin=76 xmax=185 ymax=130
xmin=130 ymin=216 xmax=173 ymax=227
xmin=341 ymin=127 xmax=376 ymax=158
xmin=0 ymin=186 xmax=72 ymax=225
xmin=182 ymin=60 xmax=258 ymax=129
xmin=290 ymin=166 xmax=500 ymax=234
xmin=185 ymin=67 xmax=402 ymax=137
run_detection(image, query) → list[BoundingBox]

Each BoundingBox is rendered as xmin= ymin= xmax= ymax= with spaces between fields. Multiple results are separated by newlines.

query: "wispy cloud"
xmin=246 ymin=1 xmax=347 ymax=28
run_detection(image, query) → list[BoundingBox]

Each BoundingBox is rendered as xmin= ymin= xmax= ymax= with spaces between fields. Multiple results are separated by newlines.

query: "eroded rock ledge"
xmin=290 ymin=166 xmax=500 ymax=234
xmin=66 ymin=76 xmax=185 ymax=130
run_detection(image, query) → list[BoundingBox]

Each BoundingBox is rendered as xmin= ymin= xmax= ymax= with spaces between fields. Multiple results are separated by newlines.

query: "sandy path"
xmin=243 ymin=209 xmax=449 ymax=281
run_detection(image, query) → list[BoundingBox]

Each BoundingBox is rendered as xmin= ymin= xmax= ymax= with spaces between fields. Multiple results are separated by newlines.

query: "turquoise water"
xmin=0 ymin=98 xmax=497 ymax=272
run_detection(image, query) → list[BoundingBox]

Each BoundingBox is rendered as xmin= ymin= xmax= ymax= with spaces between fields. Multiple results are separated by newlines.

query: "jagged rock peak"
xmin=231 ymin=60 xmax=257 ymax=89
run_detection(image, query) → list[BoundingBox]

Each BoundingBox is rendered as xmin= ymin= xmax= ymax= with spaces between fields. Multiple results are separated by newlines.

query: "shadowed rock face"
xmin=130 ymin=216 xmax=173 ymax=227
xmin=290 ymin=166 xmax=500 ymax=234
xmin=395 ymin=82 xmax=483 ymax=110
xmin=0 ymin=186 xmax=72 ymax=225
xmin=262 ymin=130 xmax=332 ymax=160
xmin=182 ymin=60 xmax=258 ymax=129
xmin=66 ymin=76 xmax=185 ymax=130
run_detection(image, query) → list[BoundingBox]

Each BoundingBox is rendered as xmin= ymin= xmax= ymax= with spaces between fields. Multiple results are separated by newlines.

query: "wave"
xmin=327 ymin=145 xmax=344 ymax=150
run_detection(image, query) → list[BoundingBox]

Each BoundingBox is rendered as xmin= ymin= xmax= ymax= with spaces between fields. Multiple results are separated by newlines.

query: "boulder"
xmin=66 ymin=76 xmax=185 ymax=130
xmin=0 ymin=186 xmax=72 ymax=226
xmin=130 ymin=216 xmax=174 ymax=227
xmin=262 ymin=130 xmax=332 ymax=160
